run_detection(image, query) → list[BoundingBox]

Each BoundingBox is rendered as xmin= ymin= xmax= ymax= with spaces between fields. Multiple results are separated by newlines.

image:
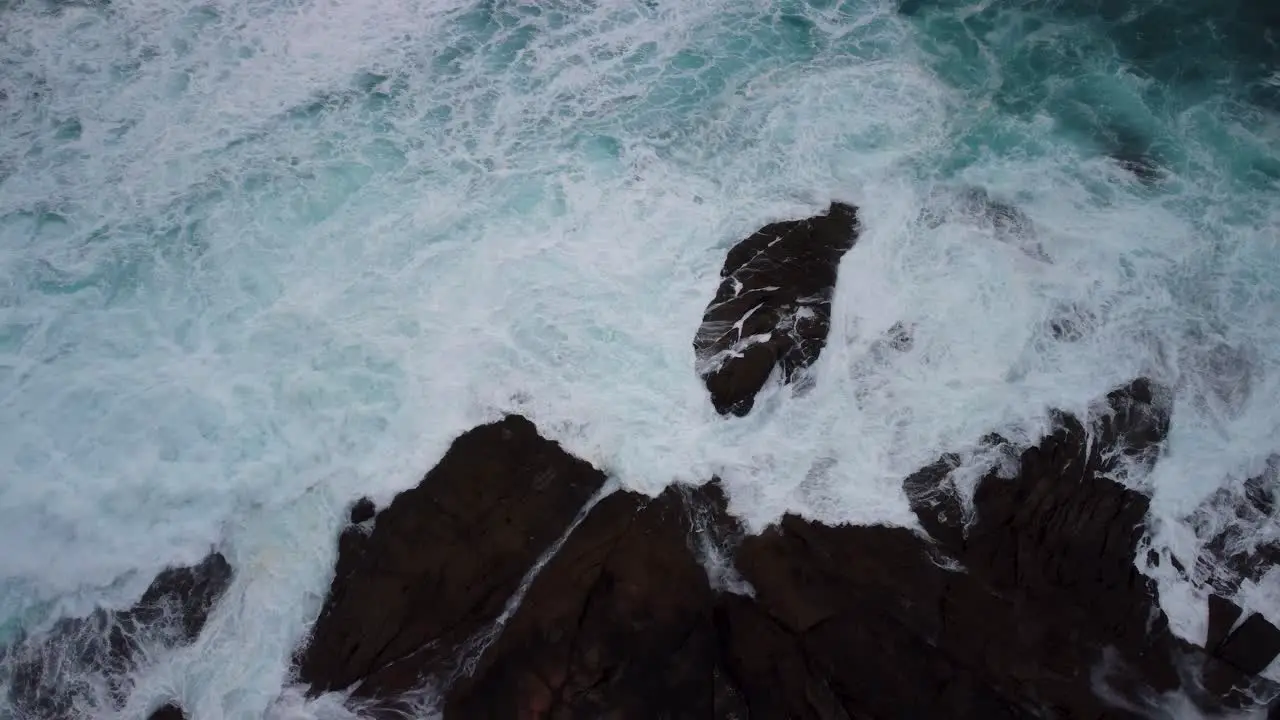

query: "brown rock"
xmin=297 ymin=415 xmax=609 ymax=699
xmin=446 ymin=483 xmax=731 ymax=719
xmin=906 ymin=380 xmax=1178 ymax=691
xmin=6 ymin=552 xmax=232 ymax=720
xmin=1190 ymin=457 xmax=1280 ymax=595
xmin=694 ymin=202 xmax=859 ymax=416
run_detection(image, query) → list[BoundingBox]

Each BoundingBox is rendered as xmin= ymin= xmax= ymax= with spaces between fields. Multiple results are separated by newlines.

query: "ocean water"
xmin=0 ymin=0 xmax=1277 ymax=716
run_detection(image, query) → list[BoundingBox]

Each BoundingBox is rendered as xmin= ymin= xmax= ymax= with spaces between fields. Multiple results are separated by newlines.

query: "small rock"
xmin=297 ymin=415 xmax=609 ymax=699
xmin=1207 ymin=595 xmax=1244 ymax=652
xmin=694 ymin=202 xmax=859 ymax=416
xmin=348 ymin=497 xmax=375 ymax=524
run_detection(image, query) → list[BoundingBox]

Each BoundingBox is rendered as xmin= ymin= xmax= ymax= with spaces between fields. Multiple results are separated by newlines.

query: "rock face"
xmin=297 ymin=394 xmax=1278 ymax=717
xmin=297 ymin=415 xmax=610 ymax=699
xmin=5 ymin=552 xmax=232 ymax=720
xmin=694 ymin=202 xmax=858 ymax=416
xmin=446 ymin=484 xmax=731 ymax=719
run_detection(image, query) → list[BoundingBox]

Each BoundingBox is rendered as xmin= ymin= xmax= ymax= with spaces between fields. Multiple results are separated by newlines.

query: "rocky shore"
xmin=7 ymin=201 xmax=1279 ymax=719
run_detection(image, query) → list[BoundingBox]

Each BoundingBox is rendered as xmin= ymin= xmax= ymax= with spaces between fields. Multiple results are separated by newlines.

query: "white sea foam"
xmin=1 ymin=0 xmax=1278 ymax=715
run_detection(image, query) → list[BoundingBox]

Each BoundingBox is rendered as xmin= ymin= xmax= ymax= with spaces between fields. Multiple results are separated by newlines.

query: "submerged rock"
xmin=919 ymin=186 xmax=1049 ymax=263
xmin=297 ymin=415 xmax=609 ymax=699
xmin=1112 ymin=150 xmax=1164 ymax=184
xmin=694 ymin=201 xmax=858 ymax=416
xmin=5 ymin=552 xmax=232 ymax=720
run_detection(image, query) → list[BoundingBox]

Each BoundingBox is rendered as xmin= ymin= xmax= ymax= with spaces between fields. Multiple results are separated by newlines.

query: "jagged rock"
xmin=904 ymin=380 xmax=1182 ymax=702
xmin=445 ymin=484 xmax=733 ymax=718
xmin=146 ymin=703 xmax=186 ymax=720
xmin=297 ymin=415 xmax=609 ymax=699
xmin=1217 ymin=614 xmax=1280 ymax=676
xmin=694 ymin=202 xmax=858 ymax=416
xmin=5 ymin=552 xmax=232 ymax=720
xmin=1207 ymin=594 xmax=1245 ymax=652
xmin=1202 ymin=611 xmax=1280 ymax=706
xmin=298 ymin=393 xmax=1277 ymax=718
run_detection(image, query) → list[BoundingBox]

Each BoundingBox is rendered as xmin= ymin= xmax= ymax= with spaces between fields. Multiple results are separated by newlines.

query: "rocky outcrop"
xmin=694 ymin=202 xmax=858 ymax=416
xmin=5 ymin=552 xmax=232 ymax=720
xmin=903 ymin=380 xmax=1182 ymax=713
xmin=297 ymin=382 xmax=1278 ymax=717
xmin=297 ymin=415 xmax=610 ymax=699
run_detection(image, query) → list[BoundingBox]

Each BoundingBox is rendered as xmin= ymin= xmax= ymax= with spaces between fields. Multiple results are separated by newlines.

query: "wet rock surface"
xmin=694 ymin=202 xmax=858 ymax=416
xmin=297 ymin=415 xmax=610 ymax=699
xmin=4 ymin=552 xmax=232 ymax=720
xmin=299 ymin=388 xmax=1278 ymax=717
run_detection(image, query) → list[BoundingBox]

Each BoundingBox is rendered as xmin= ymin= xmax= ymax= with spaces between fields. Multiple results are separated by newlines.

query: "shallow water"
xmin=0 ymin=0 xmax=1277 ymax=716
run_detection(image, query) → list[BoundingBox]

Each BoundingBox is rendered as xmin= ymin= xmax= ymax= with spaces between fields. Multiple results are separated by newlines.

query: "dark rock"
xmin=348 ymin=496 xmax=375 ymax=525
xmin=694 ymin=202 xmax=859 ymax=416
xmin=1093 ymin=378 xmax=1169 ymax=473
xmin=900 ymin=379 xmax=1191 ymax=710
xmin=1208 ymin=595 xmax=1246 ymax=653
xmin=299 ymin=392 xmax=1277 ymax=718
xmin=446 ymin=484 xmax=729 ymax=718
xmin=297 ymin=415 xmax=609 ymax=699
xmin=146 ymin=703 xmax=186 ymax=720
xmin=6 ymin=552 xmax=232 ymax=720
xmin=732 ymin=518 xmax=1036 ymax=719
xmin=902 ymin=453 xmax=966 ymax=549
xmin=1217 ymin=613 xmax=1280 ymax=676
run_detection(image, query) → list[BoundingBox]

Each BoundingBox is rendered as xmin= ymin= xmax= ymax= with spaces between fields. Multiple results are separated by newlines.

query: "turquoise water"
xmin=0 ymin=0 xmax=1278 ymax=716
